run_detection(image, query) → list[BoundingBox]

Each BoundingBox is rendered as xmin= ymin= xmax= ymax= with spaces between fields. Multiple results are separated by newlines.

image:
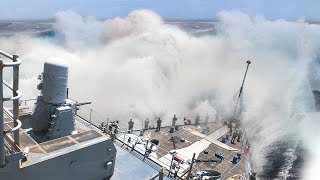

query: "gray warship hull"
xmin=0 ymin=50 xmax=116 ymax=180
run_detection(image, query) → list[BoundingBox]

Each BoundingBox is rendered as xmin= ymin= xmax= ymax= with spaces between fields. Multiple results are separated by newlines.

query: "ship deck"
xmin=6 ymin=105 xmax=250 ymax=179
xmin=116 ymin=122 xmax=249 ymax=180
xmin=3 ymin=106 xmax=112 ymax=168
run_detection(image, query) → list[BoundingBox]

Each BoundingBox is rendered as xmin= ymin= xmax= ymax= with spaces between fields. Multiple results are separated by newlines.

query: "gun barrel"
xmin=76 ymin=102 xmax=91 ymax=106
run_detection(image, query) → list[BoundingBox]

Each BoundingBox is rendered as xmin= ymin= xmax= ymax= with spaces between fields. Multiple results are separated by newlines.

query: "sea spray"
xmin=0 ymin=10 xmax=320 ymax=179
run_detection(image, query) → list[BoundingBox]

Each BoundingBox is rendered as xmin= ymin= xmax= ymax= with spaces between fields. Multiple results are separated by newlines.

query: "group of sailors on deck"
xmin=227 ymin=119 xmax=243 ymax=144
xmin=125 ymin=114 xmax=216 ymax=134
xmin=100 ymin=114 xmax=244 ymax=145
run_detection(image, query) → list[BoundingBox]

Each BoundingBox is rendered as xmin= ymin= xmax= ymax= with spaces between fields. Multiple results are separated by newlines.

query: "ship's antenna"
xmin=232 ymin=60 xmax=251 ymax=118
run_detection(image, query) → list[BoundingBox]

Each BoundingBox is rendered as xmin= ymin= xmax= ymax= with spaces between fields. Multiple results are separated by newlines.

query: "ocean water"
xmin=1 ymin=10 xmax=320 ymax=179
xmin=0 ymin=19 xmax=215 ymax=37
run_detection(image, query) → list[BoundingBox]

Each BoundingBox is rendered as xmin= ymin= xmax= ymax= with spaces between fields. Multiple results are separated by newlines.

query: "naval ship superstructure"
xmin=0 ymin=50 xmax=116 ymax=180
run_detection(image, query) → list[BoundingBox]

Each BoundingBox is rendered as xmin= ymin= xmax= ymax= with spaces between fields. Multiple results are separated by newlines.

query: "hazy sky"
xmin=0 ymin=0 xmax=318 ymax=20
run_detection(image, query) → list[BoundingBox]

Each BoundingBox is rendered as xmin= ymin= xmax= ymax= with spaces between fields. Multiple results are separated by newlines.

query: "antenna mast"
xmin=232 ymin=60 xmax=251 ymax=118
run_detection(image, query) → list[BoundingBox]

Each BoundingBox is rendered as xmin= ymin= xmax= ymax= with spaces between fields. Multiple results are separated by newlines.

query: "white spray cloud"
xmin=103 ymin=10 xmax=163 ymax=41
xmin=54 ymin=10 xmax=104 ymax=48
xmin=1 ymin=9 xmax=320 ymax=179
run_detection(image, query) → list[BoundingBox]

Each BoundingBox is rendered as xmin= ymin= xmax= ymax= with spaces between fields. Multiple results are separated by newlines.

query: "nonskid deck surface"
xmin=3 ymin=107 xmax=111 ymax=168
xmin=116 ymin=122 xmax=249 ymax=179
xmin=11 ymin=105 xmax=248 ymax=179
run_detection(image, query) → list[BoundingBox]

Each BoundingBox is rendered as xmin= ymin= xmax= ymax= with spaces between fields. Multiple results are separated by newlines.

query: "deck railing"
xmin=0 ymin=50 xmax=22 ymax=167
xmin=75 ymin=105 xmax=229 ymax=180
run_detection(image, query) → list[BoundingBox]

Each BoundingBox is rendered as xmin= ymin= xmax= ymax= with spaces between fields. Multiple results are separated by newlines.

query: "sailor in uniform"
xmin=172 ymin=115 xmax=177 ymax=127
xmin=195 ymin=114 xmax=200 ymax=125
xmin=204 ymin=114 xmax=209 ymax=126
xmin=156 ymin=118 xmax=162 ymax=132
xmin=128 ymin=119 xmax=134 ymax=133
xmin=144 ymin=118 xmax=149 ymax=130
xmin=231 ymin=129 xmax=239 ymax=144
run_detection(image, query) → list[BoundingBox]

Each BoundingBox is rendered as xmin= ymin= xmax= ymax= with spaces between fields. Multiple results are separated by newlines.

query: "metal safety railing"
xmin=0 ymin=50 xmax=22 ymax=167
xmin=75 ymin=106 xmax=230 ymax=180
xmin=20 ymin=98 xmax=37 ymax=106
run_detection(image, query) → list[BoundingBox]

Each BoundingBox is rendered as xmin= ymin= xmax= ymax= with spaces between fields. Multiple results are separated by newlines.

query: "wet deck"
xmin=117 ymin=122 xmax=249 ymax=179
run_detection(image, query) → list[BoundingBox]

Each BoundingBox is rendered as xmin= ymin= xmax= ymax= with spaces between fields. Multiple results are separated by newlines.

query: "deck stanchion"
xmin=168 ymin=155 xmax=174 ymax=177
xmin=12 ymin=55 xmax=20 ymax=146
xmin=186 ymin=153 xmax=196 ymax=180
xmin=0 ymin=60 xmax=5 ymax=167
xmin=89 ymin=109 xmax=92 ymax=127
xmin=143 ymin=140 xmax=149 ymax=160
